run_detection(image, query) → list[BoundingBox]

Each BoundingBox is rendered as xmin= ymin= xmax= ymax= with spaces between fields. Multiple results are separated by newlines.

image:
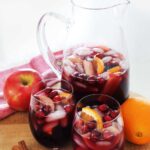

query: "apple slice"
xmin=101 ymin=74 xmax=122 ymax=96
xmin=68 ymin=55 xmax=83 ymax=63
xmin=83 ymin=60 xmax=95 ymax=76
xmin=38 ymin=95 xmax=55 ymax=112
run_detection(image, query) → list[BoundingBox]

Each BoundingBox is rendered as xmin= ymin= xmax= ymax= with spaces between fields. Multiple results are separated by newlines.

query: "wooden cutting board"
xmin=0 ymin=93 xmax=150 ymax=150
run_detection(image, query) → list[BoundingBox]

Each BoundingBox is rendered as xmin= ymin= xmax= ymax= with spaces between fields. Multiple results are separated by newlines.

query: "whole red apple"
xmin=3 ymin=69 xmax=42 ymax=111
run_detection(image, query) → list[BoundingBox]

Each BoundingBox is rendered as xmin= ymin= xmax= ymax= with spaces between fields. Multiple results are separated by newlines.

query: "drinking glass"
xmin=72 ymin=94 xmax=124 ymax=150
xmin=29 ymin=79 xmax=74 ymax=148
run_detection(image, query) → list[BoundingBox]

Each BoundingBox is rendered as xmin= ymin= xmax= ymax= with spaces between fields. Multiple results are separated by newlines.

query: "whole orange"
xmin=121 ymin=96 xmax=150 ymax=145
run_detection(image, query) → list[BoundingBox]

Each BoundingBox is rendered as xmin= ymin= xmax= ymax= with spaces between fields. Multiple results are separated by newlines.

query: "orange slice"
xmin=81 ymin=107 xmax=103 ymax=131
xmin=59 ymin=91 xmax=72 ymax=99
xmin=108 ymin=66 xmax=121 ymax=73
xmin=59 ymin=91 xmax=72 ymax=104
xmin=93 ymin=56 xmax=104 ymax=74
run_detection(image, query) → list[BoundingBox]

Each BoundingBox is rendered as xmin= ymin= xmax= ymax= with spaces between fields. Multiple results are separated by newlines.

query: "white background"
xmin=0 ymin=0 xmax=150 ymax=98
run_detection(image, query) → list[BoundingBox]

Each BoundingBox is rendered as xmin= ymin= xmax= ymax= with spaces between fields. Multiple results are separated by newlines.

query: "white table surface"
xmin=0 ymin=0 xmax=150 ymax=99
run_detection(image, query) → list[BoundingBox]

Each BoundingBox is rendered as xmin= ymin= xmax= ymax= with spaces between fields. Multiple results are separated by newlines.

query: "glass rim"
xmin=71 ymin=0 xmax=130 ymax=10
xmin=75 ymin=94 xmax=121 ymax=125
xmin=31 ymin=78 xmax=74 ymax=104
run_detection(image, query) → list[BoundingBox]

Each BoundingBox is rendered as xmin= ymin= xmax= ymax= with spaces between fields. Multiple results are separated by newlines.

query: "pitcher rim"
xmin=71 ymin=0 xmax=130 ymax=10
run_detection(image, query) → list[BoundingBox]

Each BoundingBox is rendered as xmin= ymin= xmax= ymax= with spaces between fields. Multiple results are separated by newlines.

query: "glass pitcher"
xmin=37 ymin=0 xmax=130 ymax=104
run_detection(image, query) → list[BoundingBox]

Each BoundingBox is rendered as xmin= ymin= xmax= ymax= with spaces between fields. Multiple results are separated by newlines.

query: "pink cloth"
xmin=0 ymin=51 xmax=63 ymax=120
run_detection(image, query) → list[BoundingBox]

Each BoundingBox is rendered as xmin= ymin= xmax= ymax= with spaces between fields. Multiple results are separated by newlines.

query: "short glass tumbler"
xmin=72 ymin=94 xmax=124 ymax=150
xmin=29 ymin=79 xmax=74 ymax=148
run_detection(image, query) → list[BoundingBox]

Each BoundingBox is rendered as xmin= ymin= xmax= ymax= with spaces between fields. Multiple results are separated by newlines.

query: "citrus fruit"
xmin=121 ymin=96 xmax=150 ymax=145
xmin=93 ymin=56 xmax=104 ymax=74
xmin=81 ymin=107 xmax=103 ymax=130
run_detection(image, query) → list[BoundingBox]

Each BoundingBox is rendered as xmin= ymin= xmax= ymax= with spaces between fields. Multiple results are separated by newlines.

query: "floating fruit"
xmin=38 ymin=95 xmax=55 ymax=112
xmin=93 ymin=56 xmax=104 ymax=74
xmin=108 ymin=66 xmax=121 ymax=73
xmin=83 ymin=60 xmax=95 ymax=76
xmin=81 ymin=107 xmax=103 ymax=130
xmin=121 ymin=96 xmax=150 ymax=145
xmin=68 ymin=55 xmax=83 ymax=63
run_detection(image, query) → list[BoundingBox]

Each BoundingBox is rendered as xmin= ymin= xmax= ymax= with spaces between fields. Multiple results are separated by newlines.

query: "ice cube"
xmin=105 ymin=50 xmax=116 ymax=56
xmin=74 ymin=47 xmax=93 ymax=56
xmin=92 ymin=48 xmax=104 ymax=53
xmin=46 ymin=105 xmax=66 ymax=122
xmin=102 ymin=56 xmax=112 ymax=63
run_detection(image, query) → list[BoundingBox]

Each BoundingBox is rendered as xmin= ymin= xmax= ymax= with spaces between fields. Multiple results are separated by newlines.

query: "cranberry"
xmin=97 ymin=76 xmax=107 ymax=85
xmin=86 ymin=120 xmax=96 ymax=130
xmin=75 ymin=119 xmax=84 ymax=129
xmin=34 ymin=104 xmax=41 ymax=111
xmin=95 ymin=53 xmax=104 ymax=59
xmin=98 ymin=104 xmax=109 ymax=112
xmin=110 ymin=110 xmax=119 ymax=119
xmin=103 ymin=130 xmax=113 ymax=140
xmin=64 ymin=104 xmax=73 ymax=113
xmin=81 ymin=124 xmax=89 ymax=134
xmin=53 ymin=95 xmax=62 ymax=102
xmin=42 ymin=105 xmax=51 ymax=115
xmin=103 ymin=115 xmax=112 ymax=122
xmin=90 ymin=130 xmax=101 ymax=142
xmin=49 ymin=90 xmax=58 ymax=98
xmin=35 ymin=111 xmax=45 ymax=119
xmin=44 ymin=88 xmax=52 ymax=95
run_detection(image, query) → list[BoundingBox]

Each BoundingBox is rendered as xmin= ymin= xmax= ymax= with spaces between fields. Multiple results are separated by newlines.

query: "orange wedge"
xmin=59 ymin=91 xmax=71 ymax=99
xmin=81 ymin=107 xmax=103 ymax=131
xmin=108 ymin=66 xmax=121 ymax=73
xmin=93 ymin=56 xmax=104 ymax=74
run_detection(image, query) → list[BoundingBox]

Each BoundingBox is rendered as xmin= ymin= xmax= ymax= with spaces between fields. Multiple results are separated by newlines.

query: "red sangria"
xmin=73 ymin=94 xmax=124 ymax=150
xmin=29 ymin=79 xmax=74 ymax=148
xmin=62 ymin=44 xmax=129 ymax=104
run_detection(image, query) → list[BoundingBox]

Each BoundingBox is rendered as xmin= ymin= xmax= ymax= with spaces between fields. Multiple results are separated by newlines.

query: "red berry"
xmin=98 ymin=104 xmax=109 ymax=112
xmin=90 ymin=130 xmax=101 ymax=142
xmin=110 ymin=110 xmax=119 ymax=118
xmin=53 ymin=95 xmax=61 ymax=102
xmin=103 ymin=115 xmax=112 ymax=122
xmin=75 ymin=119 xmax=84 ymax=129
xmin=81 ymin=124 xmax=89 ymax=134
xmin=49 ymin=90 xmax=58 ymax=98
xmin=64 ymin=104 xmax=73 ymax=113
xmin=35 ymin=111 xmax=45 ymax=119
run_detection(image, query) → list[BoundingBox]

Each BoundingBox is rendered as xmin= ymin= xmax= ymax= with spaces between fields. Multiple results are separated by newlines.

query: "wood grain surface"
xmin=0 ymin=92 xmax=150 ymax=150
xmin=0 ymin=113 xmax=150 ymax=150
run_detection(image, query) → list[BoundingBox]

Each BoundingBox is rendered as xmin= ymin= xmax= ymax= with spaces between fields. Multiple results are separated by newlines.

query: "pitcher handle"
xmin=37 ymin=12 xmax=71 ymax=79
